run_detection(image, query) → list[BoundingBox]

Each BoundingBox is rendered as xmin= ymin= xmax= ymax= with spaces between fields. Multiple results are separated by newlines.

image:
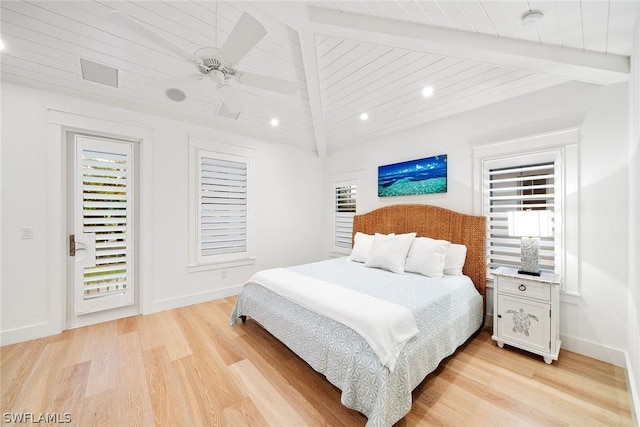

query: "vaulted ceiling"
xmin=1 ymin=1 xmax=637 ymax=156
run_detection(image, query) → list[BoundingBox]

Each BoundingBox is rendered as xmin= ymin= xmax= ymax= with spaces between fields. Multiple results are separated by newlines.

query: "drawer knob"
xmin=518 ymin=284 xmax=527 ymax=291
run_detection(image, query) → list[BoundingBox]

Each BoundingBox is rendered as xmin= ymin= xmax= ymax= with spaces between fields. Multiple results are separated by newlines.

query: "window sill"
xmin=188 ymin=257 xmax=256 ymax=273
xmin=560 ymin=291 xmax=581 ymax=305
xmin=329 ymin=250 xmax=350 ymax=258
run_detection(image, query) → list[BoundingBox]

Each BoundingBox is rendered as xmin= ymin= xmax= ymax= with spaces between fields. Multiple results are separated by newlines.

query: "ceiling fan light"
xmin=521 ymin=9 xmax=544 ymax=26
xmin=209 ymin=70 xmax=225 ymax=85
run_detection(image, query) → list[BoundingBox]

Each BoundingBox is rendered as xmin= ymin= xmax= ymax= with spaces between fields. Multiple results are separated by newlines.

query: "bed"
xmin=229 ymin=204 xmax=486 ymax=426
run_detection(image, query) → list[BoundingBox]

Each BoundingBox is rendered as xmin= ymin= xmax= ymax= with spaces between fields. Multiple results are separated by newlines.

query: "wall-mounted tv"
xmin=378 ymin=154 xmax=447 ymax=197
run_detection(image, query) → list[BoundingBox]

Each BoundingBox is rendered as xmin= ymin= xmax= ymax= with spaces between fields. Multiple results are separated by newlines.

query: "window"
xmin=334 ymin=182 xmax=357 ymax=251
xmin=485 ymin=158 xmax=557 ymax=272
xmin=189 ymin=136 xmax=254 ymax=269
xmin=198 ymin=154 xmax=248 ymax=262
xmin=475 ymin=128 xmax=581 ymax=296
xmin=331 ymin=172 xmax=361 ymax=254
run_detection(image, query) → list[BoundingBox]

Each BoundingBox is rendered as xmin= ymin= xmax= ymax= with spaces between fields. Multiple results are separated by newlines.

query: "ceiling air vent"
xmin=216 ymin=102 xmax=241 ymax=120
xmin=79 ymin=58 xmax=119 ymax=88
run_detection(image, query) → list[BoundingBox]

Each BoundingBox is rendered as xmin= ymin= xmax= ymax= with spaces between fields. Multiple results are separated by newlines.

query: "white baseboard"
xmin=1 ymin=286 xmax=243 ymax=346
xmin=0 ymin=321 xmax=62 ymax=347
xmin=482 ymin=317 xmax=626 ymax=367
xmin=148 ymin=284 xmax=243 ymax=314
xmin=625 ymin=351 xmax=640 ymax=427
xmin=485 ymin=313 xmax=493 ymax=328
xmin=560 ymin=333 xmax=626 ymax=367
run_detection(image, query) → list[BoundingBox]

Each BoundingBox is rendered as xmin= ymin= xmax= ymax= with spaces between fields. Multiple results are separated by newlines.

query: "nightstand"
xmin=492 ymin=266 xmax=562 ymax=364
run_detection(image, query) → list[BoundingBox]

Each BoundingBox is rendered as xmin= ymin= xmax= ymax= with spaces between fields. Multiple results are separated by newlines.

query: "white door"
xmin=497 ymin=294 xmax=551 ymax=353
xmin=71 ymin=135 xmax=134 ymax=315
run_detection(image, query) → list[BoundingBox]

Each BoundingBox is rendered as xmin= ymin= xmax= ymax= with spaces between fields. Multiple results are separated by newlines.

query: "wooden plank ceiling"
xmin=1 ymin=1 xmax=637 ymax=155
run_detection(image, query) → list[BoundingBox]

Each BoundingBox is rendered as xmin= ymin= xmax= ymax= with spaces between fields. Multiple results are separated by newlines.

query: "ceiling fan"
xmin=108 ymin=10 xmax=298 ymax=114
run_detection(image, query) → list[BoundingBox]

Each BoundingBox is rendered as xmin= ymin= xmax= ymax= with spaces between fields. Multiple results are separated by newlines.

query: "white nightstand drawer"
xmin=497 ymin=276 xmax=551 ymax=301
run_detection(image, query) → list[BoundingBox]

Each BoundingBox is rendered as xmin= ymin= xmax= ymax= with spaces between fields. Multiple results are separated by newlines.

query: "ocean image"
xmin=378 ymin=155 xmax=447 ymax=197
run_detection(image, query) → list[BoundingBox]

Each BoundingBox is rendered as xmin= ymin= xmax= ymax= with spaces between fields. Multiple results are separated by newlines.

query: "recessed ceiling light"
xmin=270 ymin=118 xmax=279 ymax=126
xmin=521 ymin=9 xmax=544 ymax=26
xmin=0 ymin=40 xmax=5 ymax=51
xmin=360 ymin=112 xmax=369 ymax=121
xmin=422 ymin=86 xmax=434 ymax=97
xmin=165 ymin=87 xmax=186 ymax=102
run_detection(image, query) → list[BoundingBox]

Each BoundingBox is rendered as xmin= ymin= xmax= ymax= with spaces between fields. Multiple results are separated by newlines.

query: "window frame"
xmin=330 ymin=172 xmax=362 ymax=255
xmin=188 ymin=136 xmax=255 ymax=271
xmin=473 ymin=128 xmax=580 ymax=297
xmin=333 ymin=180 xmax=358 ymax=253
xmin=482 ymin=150 xmax=562 ymax=274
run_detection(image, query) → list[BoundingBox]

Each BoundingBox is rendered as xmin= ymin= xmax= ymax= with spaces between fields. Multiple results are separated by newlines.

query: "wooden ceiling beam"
xmin=308 ymin=7 xmax=630 ymax=86
xmin=246 ymin=2 xmax=327 ymax=158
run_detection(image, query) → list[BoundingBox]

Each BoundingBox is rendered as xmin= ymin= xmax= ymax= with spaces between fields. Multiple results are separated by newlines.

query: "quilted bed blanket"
xmin=230 ymin=257 xmax=482 ymax=426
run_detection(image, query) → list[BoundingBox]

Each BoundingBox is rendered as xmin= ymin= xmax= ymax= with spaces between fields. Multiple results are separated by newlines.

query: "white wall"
xmin=325 ymin=80 xmax=631 ymax=366
xmin=325 ymin=81 xmax=597 ymax=215
xmin=1 ymin=82 xmax=325 ymax=345
xmin=626 ymin=8 xmax=640 ymax=423
xmin=568 ymin=82 xmax=629 ymax=364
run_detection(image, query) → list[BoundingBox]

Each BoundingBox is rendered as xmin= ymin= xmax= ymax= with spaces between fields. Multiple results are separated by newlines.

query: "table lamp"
xmin=507 ymin=210 xmax=552 ymax=276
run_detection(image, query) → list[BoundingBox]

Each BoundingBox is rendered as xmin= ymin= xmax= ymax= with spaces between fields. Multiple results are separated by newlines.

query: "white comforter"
xmin=249 ymin=268 xmax=419 ymax=372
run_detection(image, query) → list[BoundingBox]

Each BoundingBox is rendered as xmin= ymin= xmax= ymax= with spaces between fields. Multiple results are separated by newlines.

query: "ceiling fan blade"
xmin=236 ymin=72 xmax=298 ymax=95
xmin=108 ymin=11 xmax=202 ymax=65
xmin=217 ymin=12 xmax=267 ymax=65
xmin=146 ymin=74 xmax=204 ymax=87
xmin=217 ymin=84 xmax=243 ymax=113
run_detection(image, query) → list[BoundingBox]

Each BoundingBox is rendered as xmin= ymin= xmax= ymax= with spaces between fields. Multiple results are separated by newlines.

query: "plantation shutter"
xmin=199 ymin=153 xmax=248 ymax=262
xmin=334 ymin=183 xmax=357 ymax=250
xmin=75 ymin=136 xmax=134 ymax=314
xmin=487 ymin=161 xmax=556 ymax=272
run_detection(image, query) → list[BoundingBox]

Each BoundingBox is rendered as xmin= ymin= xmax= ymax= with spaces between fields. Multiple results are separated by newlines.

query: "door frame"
xmin=48 ymin=109 xmax=153 ymax=332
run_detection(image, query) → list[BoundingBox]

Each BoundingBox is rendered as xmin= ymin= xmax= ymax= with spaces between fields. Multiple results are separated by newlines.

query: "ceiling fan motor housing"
xmin=195 ymin=47 xmax=236 ymax=78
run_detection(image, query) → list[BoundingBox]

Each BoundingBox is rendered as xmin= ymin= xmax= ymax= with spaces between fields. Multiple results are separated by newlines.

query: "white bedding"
xmin=230 ymin=257 xmax=483 ymax=426
xmin=249 ymin=268 xmax=419 ymax=371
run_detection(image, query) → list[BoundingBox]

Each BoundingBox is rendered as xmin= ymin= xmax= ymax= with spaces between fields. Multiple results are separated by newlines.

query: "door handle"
xmin=71 ymin=233 xmax=96 ymax=267
xmin=70 ymin=234 xmax=75 ymax=256
xmin=69 ymin=234 xmax=89 ymax=256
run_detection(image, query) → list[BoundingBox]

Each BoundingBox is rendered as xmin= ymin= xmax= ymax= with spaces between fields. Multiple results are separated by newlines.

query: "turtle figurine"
xmin=506 ymin=308 xmax=539 ymax=337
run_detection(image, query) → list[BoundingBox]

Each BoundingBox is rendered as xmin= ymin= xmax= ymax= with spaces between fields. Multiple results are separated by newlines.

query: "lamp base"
xmin=517 ymin=269 xmax=541 ymax=277
xmin=519 ymin=237 xmax=541 ymax=276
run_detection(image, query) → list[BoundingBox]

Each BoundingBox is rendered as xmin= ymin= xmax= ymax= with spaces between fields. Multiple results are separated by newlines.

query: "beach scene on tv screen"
xmin=378 ymin=154 xmax=447 ymax=197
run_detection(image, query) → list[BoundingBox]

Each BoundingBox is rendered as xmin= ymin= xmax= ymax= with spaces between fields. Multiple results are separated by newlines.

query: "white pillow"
xmin=365 ymin=232 xmax=417 ymax=274
xmin=405 ymin=237 xmax=451 ymax=278
xmin=348 ymin=232 xmax=391 ymax=263
xmin=444 ymin=244 xmax=467 ymax=275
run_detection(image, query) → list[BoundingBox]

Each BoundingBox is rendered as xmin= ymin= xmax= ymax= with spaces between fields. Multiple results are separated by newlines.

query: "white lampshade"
xmin=507 ymin=210 xmax=552 ymax=237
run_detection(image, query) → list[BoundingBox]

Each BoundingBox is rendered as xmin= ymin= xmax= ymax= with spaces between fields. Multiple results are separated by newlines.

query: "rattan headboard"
xmin=352 ymin=204 xmax=487 ymax=313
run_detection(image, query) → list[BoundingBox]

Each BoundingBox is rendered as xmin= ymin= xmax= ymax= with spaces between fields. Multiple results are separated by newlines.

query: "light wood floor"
xmin=1 ymin=296 xmax=632 ymax=426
